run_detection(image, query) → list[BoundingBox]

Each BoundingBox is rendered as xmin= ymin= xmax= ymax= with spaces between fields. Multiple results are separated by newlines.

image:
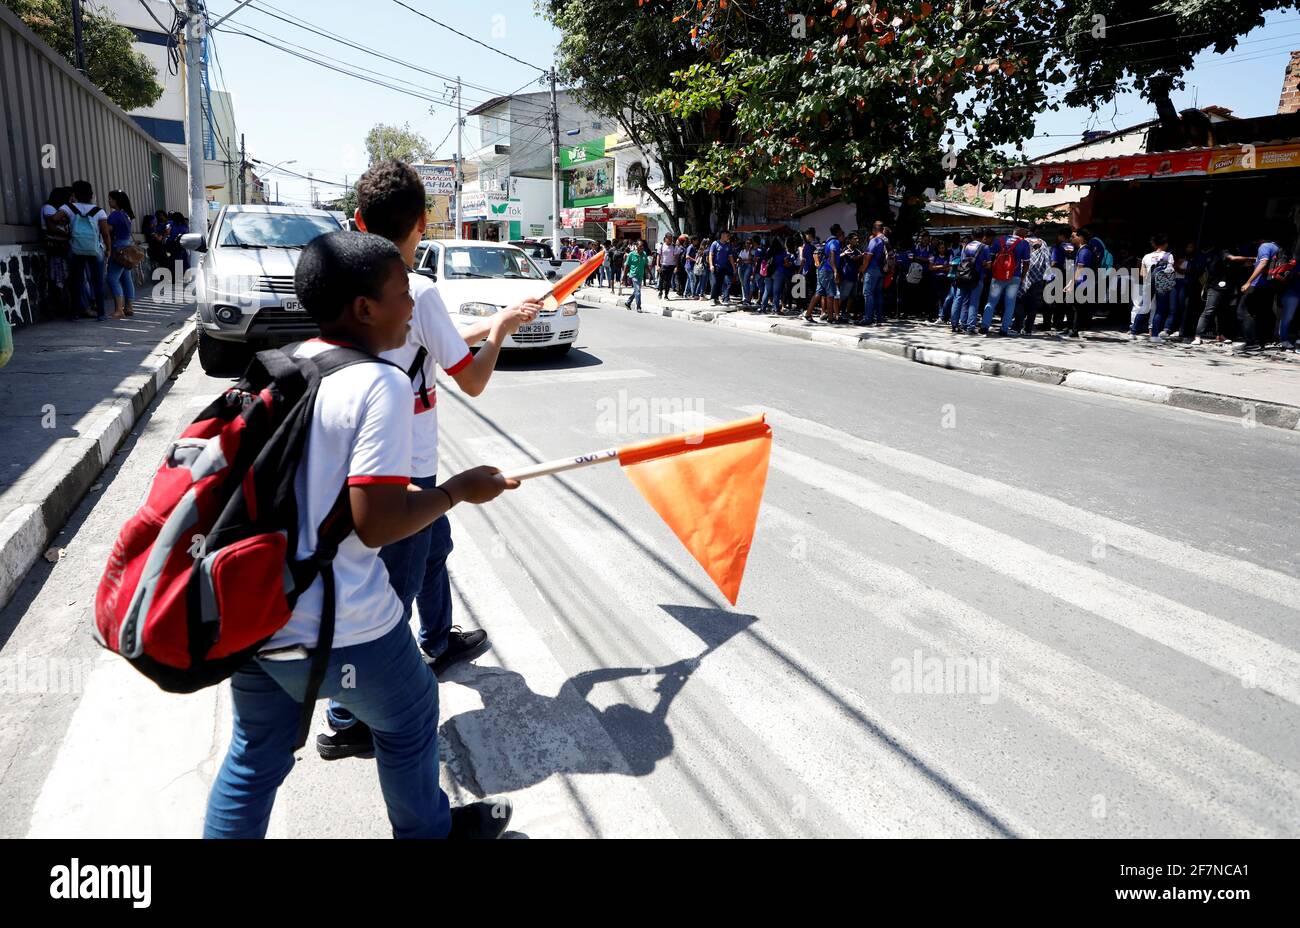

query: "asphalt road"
xmin=2 ymin=300 xmax=1297 ymax=838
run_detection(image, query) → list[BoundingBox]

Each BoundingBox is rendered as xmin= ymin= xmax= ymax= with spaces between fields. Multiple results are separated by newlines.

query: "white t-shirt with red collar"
xmin=380 ymin=272 xmax=472 ymax=479
xmin=266 ymin=338 xmax=413 ymax=650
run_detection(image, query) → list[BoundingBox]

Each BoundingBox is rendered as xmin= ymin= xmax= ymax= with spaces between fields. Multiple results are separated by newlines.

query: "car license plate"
xmin=518 ymin=322 xmax=550 ymax=334
xmin=281 ymin=299 xmax=301 ymax=311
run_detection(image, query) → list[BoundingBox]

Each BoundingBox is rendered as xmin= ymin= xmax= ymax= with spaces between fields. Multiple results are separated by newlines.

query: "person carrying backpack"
xmin=1234 ymin=231 xmax=1287 ymax=353
xmin=951 ymin=230 xmax=991 ymax=334
xmin=61 ymin=180 xmax=112 ymax=321
xmin=979 ymin=224 xmax=1031 ymax=336
xmin=1061 ymin=227 xmax=1104 ymax=338
xmin=1016 ymin=231 xmax=1051 ymax=336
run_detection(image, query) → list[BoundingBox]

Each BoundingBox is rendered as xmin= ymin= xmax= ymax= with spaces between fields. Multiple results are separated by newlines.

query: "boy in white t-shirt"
xmin=1132 ymin=234 xmax=1174 ymax=341
xmin=204 ymin=230 xmax=519 ymax=838
xmin=317 ymin=161 xmax=541 ymax=760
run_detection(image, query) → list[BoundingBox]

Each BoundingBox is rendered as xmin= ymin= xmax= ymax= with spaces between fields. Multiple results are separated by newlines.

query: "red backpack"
xmin=93 ymin=344 xmax=399 ymax=746
xmin=991 ymin=237 xmax=1018 ymax=281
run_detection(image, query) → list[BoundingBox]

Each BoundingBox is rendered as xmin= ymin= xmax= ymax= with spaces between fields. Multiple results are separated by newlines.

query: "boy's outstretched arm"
xmin=350 ymin=465 xmax=519 ymax=548
xmin=450 ymin=299 xmax=543 ymax=396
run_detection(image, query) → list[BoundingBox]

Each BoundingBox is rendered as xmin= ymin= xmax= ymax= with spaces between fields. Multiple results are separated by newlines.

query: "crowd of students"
xmin=568 ymin=222 xmax=1300 ymax=353
xmin=41 ymin=181 xmax=194 ymax=322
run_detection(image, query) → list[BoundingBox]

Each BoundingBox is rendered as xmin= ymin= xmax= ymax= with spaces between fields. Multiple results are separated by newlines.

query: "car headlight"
xmin=459 ymin=302 xmax=499 ymax=317
xmin=561 ymin=301 xmax=578 ymax=316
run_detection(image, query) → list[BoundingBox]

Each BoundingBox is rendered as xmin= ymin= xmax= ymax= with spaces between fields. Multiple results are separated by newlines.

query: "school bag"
xmin=1096 ymin=238 xmax=1114 ymax=269
xmin=1151 ymin=255 xmax=1177 ymax=294
xmin=882 ymin=247 xmax=897 ymax=276
xmin=93 ymin=344 xmax=407 ymax=748
xmin=991 ymin=237 xmax=1018 ymax=281
xmin=955 ymin=243 xmax=982 ymax=286
xmin=1266 ymin=245 xmax=1296 ymax=284
xmin=905 ymin=257 xmax=925 ymax=285
xmin=69 ymin=205 xmax=103 ymax=257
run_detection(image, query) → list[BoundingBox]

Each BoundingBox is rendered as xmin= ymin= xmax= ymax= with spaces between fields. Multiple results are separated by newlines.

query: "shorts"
xmin=815 ymin=266 xmax=836 ymax=296
xmin=838 ymin=278 xmax=857 ymax=301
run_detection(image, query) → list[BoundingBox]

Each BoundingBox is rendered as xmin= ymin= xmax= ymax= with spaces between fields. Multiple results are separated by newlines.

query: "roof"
xmin=466 ymin=88 xmax=553 ymax=118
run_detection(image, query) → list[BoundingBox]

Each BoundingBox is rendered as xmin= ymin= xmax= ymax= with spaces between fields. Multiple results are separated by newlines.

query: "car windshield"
xmin=216 ymin=213 xmax=339 ymax=248
xmin=513 ymin=241 xmax=555 ymax=260
xmin=443 ymin=246 xmax=546 ymax=280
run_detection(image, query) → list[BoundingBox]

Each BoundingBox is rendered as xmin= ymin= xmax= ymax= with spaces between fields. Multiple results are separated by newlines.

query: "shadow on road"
xmin=491 ymin=345 xmax=602 ymax=371
xmin=438 ymin=605 xmax=756 ymax=795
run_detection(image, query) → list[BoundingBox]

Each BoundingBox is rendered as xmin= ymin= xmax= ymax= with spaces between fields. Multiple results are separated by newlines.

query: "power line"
xmin=387 ymin=0 xmax=547 ymax=74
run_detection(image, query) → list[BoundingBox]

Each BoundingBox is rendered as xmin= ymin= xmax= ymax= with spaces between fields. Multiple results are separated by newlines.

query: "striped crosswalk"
xmin=16 ymin=357 xmax=1300 ymax=838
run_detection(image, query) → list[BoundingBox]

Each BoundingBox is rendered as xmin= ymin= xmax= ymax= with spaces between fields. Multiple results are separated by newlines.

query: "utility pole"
xmin=550 ymin=67 xmax=561 ymax=254
xmin=239 ymin=133 xmax=247 ymax=205
xmin=308 ymin=172 xmax=315 ymax=208
xmin=70 ymin=0 xmax=87 ymax=74
xmin=183 ymin=1 xmax=207 ymax=229
xmin=454 ymin=76 xmax=463 ymax=237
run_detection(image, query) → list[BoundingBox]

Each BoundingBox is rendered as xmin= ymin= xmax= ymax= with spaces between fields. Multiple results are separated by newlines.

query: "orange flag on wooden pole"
xmin=502 ymin=415 xmax=772 ymax=605
xmin=541 ymin=251 xmax=605 ymax=310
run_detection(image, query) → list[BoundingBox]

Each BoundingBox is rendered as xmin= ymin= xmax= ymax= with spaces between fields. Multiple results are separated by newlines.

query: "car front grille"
xmin=511 ymin=331 xmax=554 ymax=344
xmin=249 ymin=308 xmax=319 ymax=335
xmin=256 ymin=275 xmax=297 ymax=295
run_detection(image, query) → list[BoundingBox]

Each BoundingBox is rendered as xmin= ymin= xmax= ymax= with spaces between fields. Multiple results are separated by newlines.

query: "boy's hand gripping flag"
xmin=541 ymin=251 xmax=605 ymax=311
xmin=501 ymin=415 xmax=772 ymax=605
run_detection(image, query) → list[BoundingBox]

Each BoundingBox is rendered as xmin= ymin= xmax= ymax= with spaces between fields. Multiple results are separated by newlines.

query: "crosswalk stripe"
xmin=758 ymin=506 xmax=1300 ymax=836
xmin=449 ymin=429 xmax=1026 ymax=836
xmin=658 ymin=410 xmax=1300 ymax=707
xmin=479 ymin=368 xmax=654 ymax=388
xmin=742 ymin=405 xmax=1300 ymax=613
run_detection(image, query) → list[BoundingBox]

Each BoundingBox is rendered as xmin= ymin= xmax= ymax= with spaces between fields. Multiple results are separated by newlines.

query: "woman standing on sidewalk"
xmin=60 ymin=180 xmax=111 ymax=321
xmin=105 ymin=190 xmax=139 ymax=320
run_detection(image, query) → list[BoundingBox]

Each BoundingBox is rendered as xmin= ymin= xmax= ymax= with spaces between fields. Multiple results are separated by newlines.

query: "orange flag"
xmin=617 ymin=415 xmax=772 ymax=605
xmin=542 ymin=251 xmax=605 ymax=310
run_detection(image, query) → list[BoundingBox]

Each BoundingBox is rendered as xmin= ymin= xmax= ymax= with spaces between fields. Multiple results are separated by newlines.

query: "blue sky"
xmin=204 ymin=1 xmax=1300 ymax=204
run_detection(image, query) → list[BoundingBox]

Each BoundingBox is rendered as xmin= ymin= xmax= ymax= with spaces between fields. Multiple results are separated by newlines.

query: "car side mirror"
xmin=546 ymin=270 xmax=558 ymax=280
xmin=180 ymin=232 xmax=205 ymax=252
xmin=415 ymin=266 xmax=437 ymax=281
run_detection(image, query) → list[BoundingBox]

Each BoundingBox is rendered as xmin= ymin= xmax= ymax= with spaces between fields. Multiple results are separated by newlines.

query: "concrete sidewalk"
xmin=0 ymin=299 xmax=197 ymax=611
xmin=578 ymin=284 xmax=1300 ymax=430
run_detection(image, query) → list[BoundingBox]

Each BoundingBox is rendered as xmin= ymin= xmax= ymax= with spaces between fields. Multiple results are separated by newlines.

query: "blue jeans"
xmin=105 ymin=255 xmax=135 ymax=301
xmin=938 ymin=280 xmax=958 ymax=322
xmin=626 ymin=276 xmax=643 ymax=309
xmin=710 ymin=271 xmax=733 ymax=303
xmin=861 ymin=267 xmax=884 ymax=322
xmin=69 ymin=253 xmax=106 ymax=318
xmin=981 ymin=276 xmax=1021 ymax=333
xmin=952 ymin=282 xmax=979 ymax=329
xmin=1276 ymin=287 xmax=1299 ymax=342
xmin=204 ymin=620 xmax=452 ymax=838
xmin=738 ymin=265 xmax=753 ymax=302
xmin=327 ymin=475 xmax=452 ymax=732
xmin=1149 ymin=290 xmax=1175 ymax=335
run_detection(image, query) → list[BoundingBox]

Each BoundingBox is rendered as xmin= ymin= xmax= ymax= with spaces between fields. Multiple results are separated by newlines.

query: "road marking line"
xmin=484 ymin=368 xmax=654 ymax=387
xmin=742 ymin=405 xmax=1300 ymax=613
xmin=759 ymin=506 xmax=1300 ymax=836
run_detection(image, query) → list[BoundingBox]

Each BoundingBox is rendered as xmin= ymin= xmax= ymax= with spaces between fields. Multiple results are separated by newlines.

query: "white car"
xmin=414 ymin=239 xmax=580 ymax=355
xmin=182 ymin=205 xmax=344 ymax=374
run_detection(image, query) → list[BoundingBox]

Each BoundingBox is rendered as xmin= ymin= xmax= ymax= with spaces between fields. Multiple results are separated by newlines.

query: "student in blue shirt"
xmin=836 ymin=231 xmax=862 ymax=324
xmin=1062 ymin=227 xmax=1103 ymax=338
xmin=709 ymin=229 xmax=737 ymax=305
xmin=980 ymin=224 xmax=1032 ymax=336
xmin=806 ymin=224 xmax=842 ymax=322
xmin=951 ymin=230 xmax=991 ymax=334
xmin=859 ymin=221 xmax=888 ymax=324
xmin=1235 ymin=233 xmax=1286 ymax=352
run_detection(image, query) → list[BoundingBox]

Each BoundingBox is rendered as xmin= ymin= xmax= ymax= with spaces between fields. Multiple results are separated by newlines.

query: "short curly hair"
xmin=355 ymin=159 xmax=426 ymax=242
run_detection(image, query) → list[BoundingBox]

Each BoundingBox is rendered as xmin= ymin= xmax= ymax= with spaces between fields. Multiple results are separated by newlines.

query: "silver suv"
xmin=182 ymin=205 xmax=343 ymax=374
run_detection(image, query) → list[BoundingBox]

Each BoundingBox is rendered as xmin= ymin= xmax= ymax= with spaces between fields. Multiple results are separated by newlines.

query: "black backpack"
xmin=955 ymin=243 xmax=982 ymax=287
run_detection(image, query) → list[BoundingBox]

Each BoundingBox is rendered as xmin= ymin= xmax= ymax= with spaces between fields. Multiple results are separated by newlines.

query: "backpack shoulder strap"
xmin=407 ymin=346 xmax=431 ymax=411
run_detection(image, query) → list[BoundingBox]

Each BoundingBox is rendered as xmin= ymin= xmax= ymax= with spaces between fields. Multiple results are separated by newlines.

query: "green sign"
xmin=560 ymin=137 xmax=607 ymax=169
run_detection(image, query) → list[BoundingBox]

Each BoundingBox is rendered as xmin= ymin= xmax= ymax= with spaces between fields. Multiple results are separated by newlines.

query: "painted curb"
xmin=0 ymin=318 xmax=198 ymax=612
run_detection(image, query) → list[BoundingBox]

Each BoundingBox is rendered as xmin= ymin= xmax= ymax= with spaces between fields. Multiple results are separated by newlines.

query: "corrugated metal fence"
xmin=0 ymin=3 xmax=188 ymax=246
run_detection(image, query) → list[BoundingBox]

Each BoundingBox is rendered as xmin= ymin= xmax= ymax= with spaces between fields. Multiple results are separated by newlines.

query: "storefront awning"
xmin=1004 ymin=141 xmax=1300 ymax=192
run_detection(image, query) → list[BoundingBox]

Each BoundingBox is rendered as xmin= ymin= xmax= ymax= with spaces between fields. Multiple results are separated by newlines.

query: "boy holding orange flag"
xmin=317 ymin=161 xmax=542 ymax=760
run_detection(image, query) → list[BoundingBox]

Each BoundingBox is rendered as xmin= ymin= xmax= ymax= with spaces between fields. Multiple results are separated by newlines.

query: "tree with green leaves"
xmin=1056 ymin=1 xmax=1300 ymax=128
xmin=542 ymin=0 xmax=797 ymax=234
xmin=365 ymin=123 xmax=434 ymax=165
xmin=11 ymin=0 xmax=163 ymax=111
xmin=648 ymin=1 xmax=1063 ymax=237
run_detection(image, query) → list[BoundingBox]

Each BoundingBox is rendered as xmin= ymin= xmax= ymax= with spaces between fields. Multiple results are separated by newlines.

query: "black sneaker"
xmin=428 ymin=626 xmax=489 ymax=676
xmin=316 ymin=721 xmax=375 ymax=760
xmin=449 ymin=797 xmax=513 ymax=839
